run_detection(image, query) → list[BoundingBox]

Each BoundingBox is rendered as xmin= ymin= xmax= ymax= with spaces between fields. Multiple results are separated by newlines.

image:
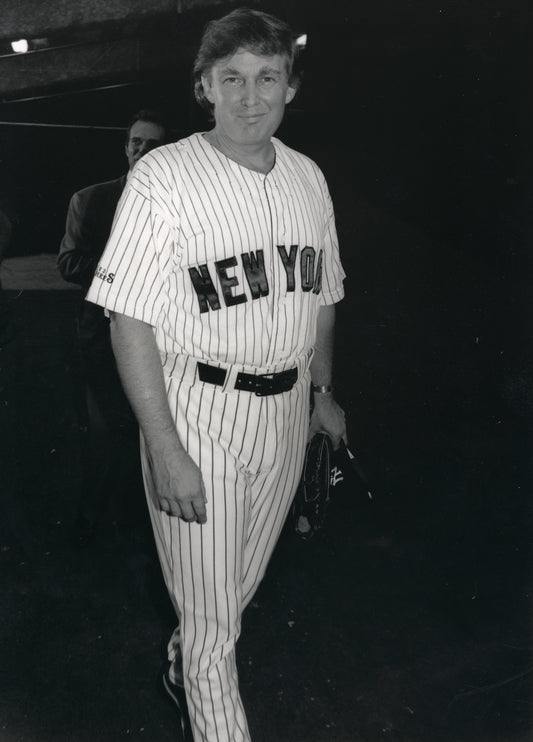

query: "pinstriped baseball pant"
xmin=142 ymin=369 xmax=310 ymax=742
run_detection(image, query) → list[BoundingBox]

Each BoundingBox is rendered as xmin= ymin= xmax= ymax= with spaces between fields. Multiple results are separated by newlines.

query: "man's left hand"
xmin=308 ymin=394 xmax=347 ymax=449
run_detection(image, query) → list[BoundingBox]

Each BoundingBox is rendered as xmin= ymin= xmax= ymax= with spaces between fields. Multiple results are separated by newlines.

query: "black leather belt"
xmin=197 ymin=362 xmax=298 ymax=396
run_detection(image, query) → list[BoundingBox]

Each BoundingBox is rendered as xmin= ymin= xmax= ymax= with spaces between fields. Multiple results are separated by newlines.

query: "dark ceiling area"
xmin=0 ymin=0 xmax=531 ymax=258
xmin=0 ymin=2 xmax=244 ymax=128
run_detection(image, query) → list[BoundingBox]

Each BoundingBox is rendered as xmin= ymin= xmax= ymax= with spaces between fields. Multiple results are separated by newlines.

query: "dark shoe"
xmin=160 ymin=668 xmax=194 ymax=742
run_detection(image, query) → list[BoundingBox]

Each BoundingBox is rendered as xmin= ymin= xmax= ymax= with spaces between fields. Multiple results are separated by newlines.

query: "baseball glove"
xmin=292 ymin=434 xmax=373 ymax=540
xmin=291 ymin=432 xmax=334 ymax=540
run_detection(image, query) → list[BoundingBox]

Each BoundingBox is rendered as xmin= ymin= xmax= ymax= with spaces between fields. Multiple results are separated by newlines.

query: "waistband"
xmin=198 ymin=362 xmax=298 ymax=396
xmin=164 ymin=351 xmax=313 ymax=392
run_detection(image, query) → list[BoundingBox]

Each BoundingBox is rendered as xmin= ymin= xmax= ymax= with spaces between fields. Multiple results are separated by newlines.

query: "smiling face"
xmin=201 ymin=50 xmax=296 ymax=152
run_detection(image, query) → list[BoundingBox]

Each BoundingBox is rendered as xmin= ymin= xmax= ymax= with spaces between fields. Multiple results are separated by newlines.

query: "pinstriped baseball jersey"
xmin=86 ymin=132 xmax=345 ymax=372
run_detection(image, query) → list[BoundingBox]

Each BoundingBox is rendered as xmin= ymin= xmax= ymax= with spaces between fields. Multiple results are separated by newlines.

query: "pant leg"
xmin=142 ymin=379 xmax=252 ymax=742
xmin=142 ymin=374 xmax=309 ymax=742
xmin=241 ymin=379 xmax=310 ymax=608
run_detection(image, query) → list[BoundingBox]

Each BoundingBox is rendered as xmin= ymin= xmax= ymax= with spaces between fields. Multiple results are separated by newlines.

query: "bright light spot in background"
xmin=11 ymin=39 xmax=29 ymax=53
xmin=295 ymin=34 xmax=307 ymax=48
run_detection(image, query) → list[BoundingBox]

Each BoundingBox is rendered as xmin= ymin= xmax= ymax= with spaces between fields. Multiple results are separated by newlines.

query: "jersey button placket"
xmin=262 ymin=173 xmax=283 ymax=369
xmin=267 ymin=173 xmax=293 ymax=366
xmin=242 ymin=167 xmax=273 ymax=368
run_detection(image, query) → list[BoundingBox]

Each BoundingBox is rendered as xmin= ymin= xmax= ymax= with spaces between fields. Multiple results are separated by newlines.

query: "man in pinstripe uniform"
xmin=86 ymin=8 xmax=346 ymax=741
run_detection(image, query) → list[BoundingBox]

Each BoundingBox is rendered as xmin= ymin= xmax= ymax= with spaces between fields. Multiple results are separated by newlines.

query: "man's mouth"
xmin=238 ymin=114 xmax=264 ymax=123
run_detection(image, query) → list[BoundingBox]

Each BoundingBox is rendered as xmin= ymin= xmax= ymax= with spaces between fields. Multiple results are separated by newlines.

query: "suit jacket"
xmin=57 ymin=175 xmax=126 ymax=362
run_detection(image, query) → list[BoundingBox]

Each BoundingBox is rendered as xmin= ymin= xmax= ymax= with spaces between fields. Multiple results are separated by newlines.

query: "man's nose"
xmin=241 ymin=82 xmax=258 ymax=107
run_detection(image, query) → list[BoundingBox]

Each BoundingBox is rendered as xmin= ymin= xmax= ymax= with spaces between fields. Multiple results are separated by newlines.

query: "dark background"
xmin=0 ymin=1 xmax=532 ymax=740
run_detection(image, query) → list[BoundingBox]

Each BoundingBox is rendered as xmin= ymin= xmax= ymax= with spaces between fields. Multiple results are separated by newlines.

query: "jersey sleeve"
xmin=85 ymin=154 xmax=176 ymax=326
xmin=316 ymin=169 xmax=346 ymax=306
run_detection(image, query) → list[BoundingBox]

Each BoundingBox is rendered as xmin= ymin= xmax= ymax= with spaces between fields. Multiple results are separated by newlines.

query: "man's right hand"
xmin=108 ymin=312 xmax=208 ymax=524
xmin=149 ymin=445 xmax=207 ymax=524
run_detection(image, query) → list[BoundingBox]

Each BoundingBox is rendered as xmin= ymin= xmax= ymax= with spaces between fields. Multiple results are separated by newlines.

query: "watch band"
xmin=312 ymin=384 xmax=333 ymax=394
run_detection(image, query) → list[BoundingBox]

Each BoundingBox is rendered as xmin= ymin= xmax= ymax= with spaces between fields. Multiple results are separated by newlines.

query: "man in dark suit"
xmin=58 ymin=109 xmax=170 ymax=545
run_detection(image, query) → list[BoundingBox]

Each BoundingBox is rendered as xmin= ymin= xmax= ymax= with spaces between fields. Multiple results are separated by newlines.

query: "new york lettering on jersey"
xmin=188 ymin=245 xmax=324 ymax=313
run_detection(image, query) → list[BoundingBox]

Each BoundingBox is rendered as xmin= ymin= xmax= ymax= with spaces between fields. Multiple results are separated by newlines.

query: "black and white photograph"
xmin=0 ymin=1 xmax=531 ymax=741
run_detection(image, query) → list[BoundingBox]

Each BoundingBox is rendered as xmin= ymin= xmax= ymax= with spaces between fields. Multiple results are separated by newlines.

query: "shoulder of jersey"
xmin=272 ymin=137 xmax=325 ymax=180
xmin=135 ymin=135 xmax=199 ymax=173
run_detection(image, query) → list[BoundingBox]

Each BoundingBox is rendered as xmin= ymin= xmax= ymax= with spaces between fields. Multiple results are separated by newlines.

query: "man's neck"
xmin=204 ymin=130 xmax=275 ymax=174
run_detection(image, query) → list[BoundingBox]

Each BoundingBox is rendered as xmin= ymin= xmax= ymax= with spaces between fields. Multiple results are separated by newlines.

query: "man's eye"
xmin=224 ymin=77 xmax=242 ymax=86
xmin=130 ymin=138 xmax=142 ymax=146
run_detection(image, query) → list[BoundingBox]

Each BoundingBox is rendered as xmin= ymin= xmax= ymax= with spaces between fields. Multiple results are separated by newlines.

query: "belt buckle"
xmin=255 ymin=368 xmax=297 ymax=396
xmin=254 ymin=373 xmax=275 ymax=397
xmin=278 ymin=367 xmax=298 ymax=393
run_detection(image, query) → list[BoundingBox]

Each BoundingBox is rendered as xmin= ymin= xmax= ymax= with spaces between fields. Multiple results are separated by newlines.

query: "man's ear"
xmin=285 ymin=85 xmax=297 ymax=104
xmin=201 ymin=75 xmax=215 ymax=104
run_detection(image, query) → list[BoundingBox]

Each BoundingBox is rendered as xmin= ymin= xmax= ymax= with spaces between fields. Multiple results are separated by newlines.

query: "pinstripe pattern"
xmin=86 ymin=131 xmax=345 ymax=742
xmin=142 ymin=368 xmax=310 ymax=742
xmin=86 ymin=133 xmax=345 ymax=375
